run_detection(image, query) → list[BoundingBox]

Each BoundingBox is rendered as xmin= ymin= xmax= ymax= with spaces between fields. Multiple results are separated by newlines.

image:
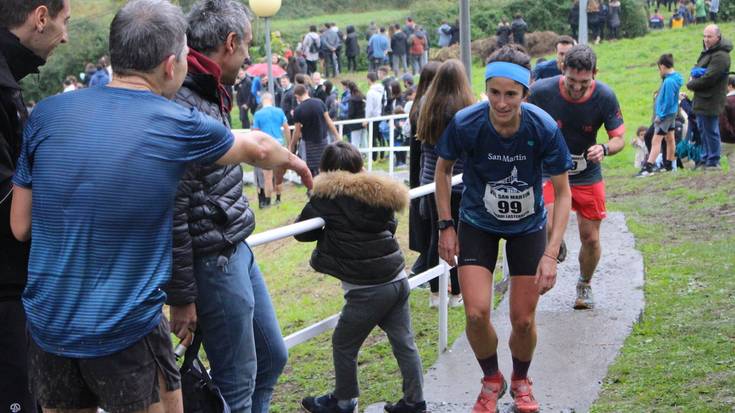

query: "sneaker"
xmin=449 ymin=293 xmax=464 ymax=308
xmin=429 ymin=292 xmax=439 ymax=308
xmin=510 ymin=377 xmax=540 ymax=413
xmin=574 ymin=281 xmax=594 ymax=310
xmin=704 ymin=164 xmax=722 ymax=171
xmin=557 ymin=239 xmax=567 ymax=264
xmin=634 ymin=163 xmax=655 ymax=177
xmin=301 ymin=394 xmax=356 ymax=413
xmin=471 ymin=374 xmax=507 ymax=413
xmin=384 ymin=399 xmax=427 ymax=413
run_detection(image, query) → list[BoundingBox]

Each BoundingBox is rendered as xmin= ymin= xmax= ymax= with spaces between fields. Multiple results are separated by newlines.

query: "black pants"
xmin=0 ymin=300 xmax=37 ymax=413
xmin=609 ymin=26 xmax=619 ymax=39
xmin=239 ymin=111 xmax=250 ymax=129
xmin=347 ymin=56 xmax=357 ymax=72
xmin=372 ymin=121 xmax=385 ymax=161
xmin=306 ymin=60 xmax=317 ymax=75
xmin=426 ymin=193 xmax=462 ymax=294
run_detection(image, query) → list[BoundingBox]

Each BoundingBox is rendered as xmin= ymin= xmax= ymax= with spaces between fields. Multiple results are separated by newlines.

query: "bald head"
xmin=703 ymin=24 xmax=721 ymax=49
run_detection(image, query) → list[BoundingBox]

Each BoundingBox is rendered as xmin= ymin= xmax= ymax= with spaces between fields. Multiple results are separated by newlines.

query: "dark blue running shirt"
xmin=436 ymin=101 xmax=572 ymax=236
xmin=528 ymin=75 xmax=625 ymax=186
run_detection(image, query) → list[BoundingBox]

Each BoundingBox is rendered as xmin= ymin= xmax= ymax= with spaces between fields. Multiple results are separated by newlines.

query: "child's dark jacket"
xmin=295 ymin=171 xmax=409 ymax=285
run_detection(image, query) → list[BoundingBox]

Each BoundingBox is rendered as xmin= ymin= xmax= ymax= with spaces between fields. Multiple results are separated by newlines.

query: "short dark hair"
xmin=564 ymin=44 xmax=597 ymax=72
xmin=486 ymin=44 xmax=531 ymax=70
xmin=309 ymin=25 xmax=317 ymax=32
xmin=0 ymin=0 xmax=65 ymax=29
xmin=657 ymin=53 xmax=674 ymax=68
xmin=728 ymin=75 xmax=735 ymax=89
xmin=294 ymin=84 xmax=308 ymax=96
xmin=367 ymin=72 xmax=378 ymax=82
xmin=394 ymin=23 xmax=401 ymax=30
xmin=295 ymin=73 xmax=309 ymax=85
xmin=379 ymin=27 xmax=386 ymax=33
xmin=556 ymin=35 xmax=577 ymax=48
xmin=320 ymin=141 xmax=363 ymax=173
xmin=637 ymin=125 xmax=648 ymax=135
xmin=109 ymin=0 xmax=188 ymax=76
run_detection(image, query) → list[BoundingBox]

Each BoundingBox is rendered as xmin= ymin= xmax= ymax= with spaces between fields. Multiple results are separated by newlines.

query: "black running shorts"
xmin=29 ymin=316 xmax=181 ymax=413
xmin=457 ymin=221 xmax=546 ymax=276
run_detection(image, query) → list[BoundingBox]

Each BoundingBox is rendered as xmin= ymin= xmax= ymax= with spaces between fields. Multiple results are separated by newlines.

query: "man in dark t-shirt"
xmin=291 ymin=84 xmax=341 ymax=176
xmin=528 ymin=45 xmax=626 ymax=310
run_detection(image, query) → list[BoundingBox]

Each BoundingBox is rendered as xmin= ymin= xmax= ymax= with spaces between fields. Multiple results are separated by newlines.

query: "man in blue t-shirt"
xmin=527 ymin=44 xmax=626 ymax=311
xmin=9 ymin=2 xmax=312 ymax=412
xmin=435 ymin=46 xmax=572 ymax=413
xmin=253 ymin=92 xmax=291 ymax=206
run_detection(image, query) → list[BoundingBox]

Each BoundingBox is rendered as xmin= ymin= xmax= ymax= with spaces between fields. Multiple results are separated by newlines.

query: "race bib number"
xmin=483 ymin=184 xmax=535 ymax=221
xmin=569 ymin=154 xmax=587 ymax=175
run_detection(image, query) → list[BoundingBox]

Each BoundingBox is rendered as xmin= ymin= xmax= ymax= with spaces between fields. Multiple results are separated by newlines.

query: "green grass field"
xmin=194 ymin=22 xmax=735 ymax=412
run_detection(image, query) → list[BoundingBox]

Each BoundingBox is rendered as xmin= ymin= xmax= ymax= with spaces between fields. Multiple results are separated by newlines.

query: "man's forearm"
xmin=248 ymin=133 xmax=297 ymax=169
xmin=608 ymin=135 xmax=626 ymax=155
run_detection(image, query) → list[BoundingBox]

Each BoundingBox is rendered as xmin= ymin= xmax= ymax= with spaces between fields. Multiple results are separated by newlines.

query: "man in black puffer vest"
xmin=164 ymin=1 xmax=288 ymax=411
xmin=0 ymin=1 xmax=70 ymax=410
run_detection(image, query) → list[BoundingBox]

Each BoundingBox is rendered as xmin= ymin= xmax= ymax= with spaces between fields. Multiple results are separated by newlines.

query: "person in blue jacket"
xmin=638 ymin=53 xmax=684 ymax=175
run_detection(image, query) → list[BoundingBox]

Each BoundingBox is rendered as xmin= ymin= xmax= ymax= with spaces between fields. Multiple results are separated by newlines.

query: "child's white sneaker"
xmin=449 ymin=294 xmax=464 ymax=308
xmin=429 ymin=292 xmax=439 ymax=308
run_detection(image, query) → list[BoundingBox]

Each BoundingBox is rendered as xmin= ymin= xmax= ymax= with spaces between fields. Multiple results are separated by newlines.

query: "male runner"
xmin=527 ymin=44 xmax=626 ymax=310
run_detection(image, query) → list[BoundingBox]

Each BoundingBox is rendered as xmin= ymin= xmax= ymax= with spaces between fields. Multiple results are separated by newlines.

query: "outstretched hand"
xmin=534 ymin=255 xmax=557 ymax=295
xmin=288 ymin=154 xmax=313 ymax=190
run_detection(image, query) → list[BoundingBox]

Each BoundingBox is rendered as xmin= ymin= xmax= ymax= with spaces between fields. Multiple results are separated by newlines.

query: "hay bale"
xmin=525 ymin=31 xmax=559 ymax=57
xmin=431 ymin=31 xmax=560 ymax=64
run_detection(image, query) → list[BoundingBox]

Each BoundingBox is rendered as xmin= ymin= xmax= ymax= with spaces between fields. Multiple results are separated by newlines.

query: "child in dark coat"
xmin=296 ymin=141 xmax=426 ymax=413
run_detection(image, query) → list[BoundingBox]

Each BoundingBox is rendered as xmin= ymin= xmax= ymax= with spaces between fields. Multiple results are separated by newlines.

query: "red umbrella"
xmin=245 ymin=63 xmax=286 ymax=78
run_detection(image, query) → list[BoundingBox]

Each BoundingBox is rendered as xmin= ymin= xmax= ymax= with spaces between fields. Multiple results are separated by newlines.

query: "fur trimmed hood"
xmin=311 ymin=171 xmax=409 ymax=212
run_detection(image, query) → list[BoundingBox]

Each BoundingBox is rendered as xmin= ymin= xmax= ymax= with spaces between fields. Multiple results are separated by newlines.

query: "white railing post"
xmin=367 ymin=120 xmax=374 ymax=172
xmin=438 ymin=259 xmax=450 ymax=354
xmin=338 ymin=123 xmax=343 ymax=140
xmin=388 ymin=120 xmax=395 ymax=177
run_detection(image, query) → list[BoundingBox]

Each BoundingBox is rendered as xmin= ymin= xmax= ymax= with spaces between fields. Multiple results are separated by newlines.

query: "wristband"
xmin=601 ymin=143 xmax=609 ymax=156
xmin=543 ymin=252 xmax=557 ymax=261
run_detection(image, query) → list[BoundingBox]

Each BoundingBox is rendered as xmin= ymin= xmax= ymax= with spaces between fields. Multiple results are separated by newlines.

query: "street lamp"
xmin=249 ymin=0 xmax=282 ymax=96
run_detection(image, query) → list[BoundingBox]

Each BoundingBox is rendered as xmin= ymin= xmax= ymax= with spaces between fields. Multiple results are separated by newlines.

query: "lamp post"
xmin=459 ymin=0 xmax=472 ymax=86
xmin=578 ymin=0 xmax=589 ymax=44
xmin=249 ymin=0 xmax=282 ymax=97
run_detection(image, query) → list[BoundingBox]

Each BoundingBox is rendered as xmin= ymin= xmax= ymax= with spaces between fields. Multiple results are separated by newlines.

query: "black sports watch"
xmin=600 ymin=143 xmax=610 ymax=157
xmin=437 ymin=219 xmax=455 ymax=230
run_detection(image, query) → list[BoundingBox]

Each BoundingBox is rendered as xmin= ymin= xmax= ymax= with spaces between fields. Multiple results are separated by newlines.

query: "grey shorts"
xmin=654 ymin=115 xmax=676 ymax=135
xmin=29 ymin=316 xmax=181 ymax=413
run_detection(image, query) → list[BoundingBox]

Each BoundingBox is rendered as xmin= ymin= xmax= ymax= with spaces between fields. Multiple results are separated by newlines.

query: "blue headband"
xmin=485 ymin=61 xmax=531 ymax=89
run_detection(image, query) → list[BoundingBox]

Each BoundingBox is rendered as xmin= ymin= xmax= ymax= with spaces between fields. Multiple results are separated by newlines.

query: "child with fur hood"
xmin=296 ymin=141 xmax=427 ymax=413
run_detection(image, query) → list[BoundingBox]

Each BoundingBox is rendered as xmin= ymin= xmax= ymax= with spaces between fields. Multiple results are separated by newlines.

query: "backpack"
xmin=307 ymin=35 xmax=319 ymax=54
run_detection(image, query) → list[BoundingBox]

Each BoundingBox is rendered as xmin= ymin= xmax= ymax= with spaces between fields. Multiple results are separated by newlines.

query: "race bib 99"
xmin=483 ymin=167 xmax=536 ymax=221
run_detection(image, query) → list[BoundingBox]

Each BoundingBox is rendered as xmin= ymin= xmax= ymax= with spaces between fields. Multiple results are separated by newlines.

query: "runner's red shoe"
xmin=510 ymin=377 xmax=540 ymax=413
xmin=471 ymin=373 xmax=507 ymax=413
